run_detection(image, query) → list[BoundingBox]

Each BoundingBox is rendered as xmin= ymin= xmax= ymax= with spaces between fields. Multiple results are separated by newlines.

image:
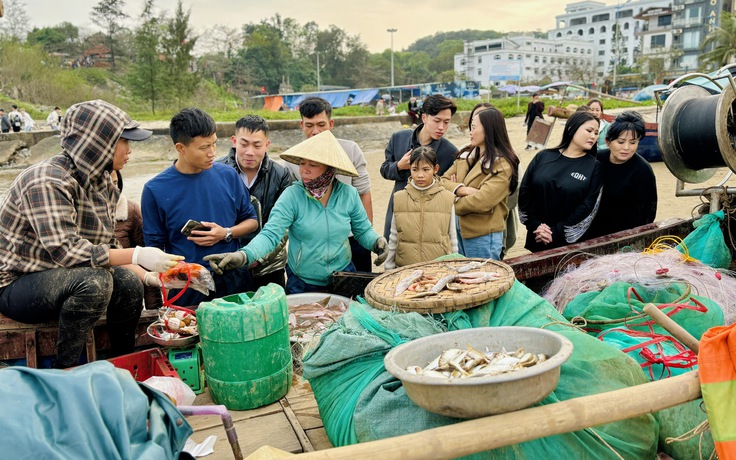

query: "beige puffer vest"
xmin=393 ymin=181 xmax=455 ymax=267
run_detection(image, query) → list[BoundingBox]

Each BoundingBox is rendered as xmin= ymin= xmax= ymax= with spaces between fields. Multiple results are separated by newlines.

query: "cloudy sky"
xmin=22 ymin=0 xmax=615 ymax=52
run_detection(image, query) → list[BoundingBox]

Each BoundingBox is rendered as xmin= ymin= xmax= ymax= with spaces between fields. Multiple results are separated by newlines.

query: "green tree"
xmin=90 ymin=0 xmax=128 ymax=70
xmin=160 ymin=0 xmax=198 ymax=105
xmin=429 ymin=40 xmax=463 ymax=76
xmin=406 ymin=51 xmax=432 ymax=84
xmin=26 ymin=22 xmax=81 ymax=55
xmin=700 ymin=12 xmax=736 ymax=69
xmin=238 ymin=22 xmax=290 ymax=93
xmin=129 ymin=0 xmax=168 ymax=113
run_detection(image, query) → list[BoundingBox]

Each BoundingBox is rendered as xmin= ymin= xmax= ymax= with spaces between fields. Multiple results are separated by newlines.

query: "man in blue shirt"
xmin=142 ymin=108 xmax=258 ymax=306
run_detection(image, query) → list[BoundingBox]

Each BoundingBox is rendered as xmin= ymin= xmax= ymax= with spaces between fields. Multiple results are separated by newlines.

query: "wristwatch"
xmin=224 ymin=227 xmax=233 ymax=242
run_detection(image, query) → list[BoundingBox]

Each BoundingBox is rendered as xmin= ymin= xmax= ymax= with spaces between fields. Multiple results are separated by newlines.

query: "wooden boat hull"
xmin=330 ymin=217 xmax=694 ymax=298
xmin=601 ymin=113 xmax=662 ymax=162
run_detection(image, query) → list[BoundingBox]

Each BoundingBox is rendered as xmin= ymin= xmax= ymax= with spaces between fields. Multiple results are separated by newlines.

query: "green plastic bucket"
xmin=196 ymin=283 xmax=292 ymax=410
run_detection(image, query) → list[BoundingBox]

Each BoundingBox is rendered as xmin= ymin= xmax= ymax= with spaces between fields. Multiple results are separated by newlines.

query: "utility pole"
xmin=316 ymin=52 xmax=320 ymax=90
xmin=387 ymin=28 xmax=397 ymax=87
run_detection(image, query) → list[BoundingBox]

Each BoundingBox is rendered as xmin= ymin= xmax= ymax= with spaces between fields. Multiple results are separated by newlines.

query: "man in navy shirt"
xmin=142 ymin=108 xmax=258 ymax=306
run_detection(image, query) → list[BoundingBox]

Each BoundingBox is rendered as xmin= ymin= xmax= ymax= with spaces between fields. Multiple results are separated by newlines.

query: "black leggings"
xmin=0 ymin=267 xmax=143 ymax=368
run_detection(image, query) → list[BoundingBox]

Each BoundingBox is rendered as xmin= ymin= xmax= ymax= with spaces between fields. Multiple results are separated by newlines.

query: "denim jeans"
xmin=285 ymin=262 xmax=356 ymax=295
xmin=456 ymin=218 xmax=504 ymax=260
xmin=0 ymin=266 xmax=143 ymax=368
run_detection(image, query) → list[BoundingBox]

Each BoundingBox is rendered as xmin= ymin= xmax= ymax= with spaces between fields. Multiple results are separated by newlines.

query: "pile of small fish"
xmin=406 ymin=346 xmax=547 ymax=379
xmin=394 ymin=261 xmax=502 ymax=299
xmin=289 ymin=297 xmax=348 ymax=339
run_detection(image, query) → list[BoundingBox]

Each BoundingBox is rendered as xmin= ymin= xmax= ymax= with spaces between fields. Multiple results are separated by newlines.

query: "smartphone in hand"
xmin=180 ymin=219 xmax=210 ymax=236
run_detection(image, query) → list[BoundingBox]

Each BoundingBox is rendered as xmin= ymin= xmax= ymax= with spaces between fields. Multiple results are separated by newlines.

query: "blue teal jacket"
xmin=241 ymin=180 xmax=380 ymax=286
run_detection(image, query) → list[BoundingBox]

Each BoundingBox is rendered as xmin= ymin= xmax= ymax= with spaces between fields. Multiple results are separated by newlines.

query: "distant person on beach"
xmin=584 ymin=111 xmax=657 ymax=239
xmin=141 ymin=107 xmax=258 ymax=307
xmin=523 ymin=93 xmax=545 ymax=150
xmin=384 ymin=146 xmax=457 ymax=269
xmin=0 ymin=109 xmax=10 ymax=133
xmin=0 ymin=99 xmax=182 ymax=368
xmin=519 ymin=110 xmax=603 ymax=252
xmin=8 ymin=105 xmax=22 ymax=132
xmin=217 ymin=115 xmax=293 ymax=289
xmin=284 ymin=97 xmax=375 ymax=272
xmin=46 ymin=106 xmax=62 ymax=130
xmin=380 ymin=93 xmax=458 ymax=240
xmin=20 ymin=108 xmax=35 ymax=132
xmin=376 ymin=98 xmax=385 ymax=116
xmin=407 ymin=96 xmax=420 ymax=126
xmin=587 ymin=98 xmax=609 ymax=149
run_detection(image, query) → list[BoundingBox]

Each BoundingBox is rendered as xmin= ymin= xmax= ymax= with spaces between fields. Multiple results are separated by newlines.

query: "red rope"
xmin=159 ymin=264 xmax=196 ymax=316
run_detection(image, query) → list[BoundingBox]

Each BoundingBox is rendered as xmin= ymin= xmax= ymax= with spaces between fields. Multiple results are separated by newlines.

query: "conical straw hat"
xmin=279 ymin=130 xmax=358 ymax=177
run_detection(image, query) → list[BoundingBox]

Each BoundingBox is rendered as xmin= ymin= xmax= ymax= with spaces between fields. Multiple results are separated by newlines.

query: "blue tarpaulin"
xmin=0 ymin=361 xmax=192 ymax=459
xmin=283 ymin=89 xmax=379 ymax=109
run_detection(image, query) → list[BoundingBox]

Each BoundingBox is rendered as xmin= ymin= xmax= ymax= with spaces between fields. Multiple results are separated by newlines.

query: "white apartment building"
xmin=548 ymin=0 xmax=672 ymax=80
xmin=635 ymin=7 xmax=676 ymax=79
xmin=454 ymin=36 xmax=594 ymax=86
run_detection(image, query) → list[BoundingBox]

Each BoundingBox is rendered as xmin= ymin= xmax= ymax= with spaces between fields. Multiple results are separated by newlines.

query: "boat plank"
xmin=305 ymin=428 xmax=333 ymax=451
xmin=187 ymin=412 xmax=302 ymax=459
xmin=507 ymin=218 xmax=693 ymax=282
xmin=285 ymin=392 xmax=323 ymax=431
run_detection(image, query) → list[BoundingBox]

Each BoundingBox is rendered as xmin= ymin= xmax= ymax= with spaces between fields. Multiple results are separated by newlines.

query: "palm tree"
xmin=700 ymin=12 xmax=736 ymax=69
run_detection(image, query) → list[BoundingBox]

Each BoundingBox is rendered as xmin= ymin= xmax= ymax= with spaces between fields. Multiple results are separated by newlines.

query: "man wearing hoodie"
xmin=216 ymin=115 xmax=293 ymax=289
xmin=0 ymin=99 xmax=183 ymax=368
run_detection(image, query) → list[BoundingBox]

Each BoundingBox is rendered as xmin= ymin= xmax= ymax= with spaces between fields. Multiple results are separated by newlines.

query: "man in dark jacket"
xmin=217 ymin=115 xmax=293 ymax=289
xmin=380 ymin=94 xmax=459 ymax=239
xmin=0 ymin=109 xmax=10 ymax=133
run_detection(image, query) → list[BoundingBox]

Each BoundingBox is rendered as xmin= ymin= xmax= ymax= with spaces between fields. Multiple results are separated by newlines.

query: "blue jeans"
xmin=285 ymin=262 xmax=356 ymax=295
xmin=456 ymin=218 xmax=504 ymax=260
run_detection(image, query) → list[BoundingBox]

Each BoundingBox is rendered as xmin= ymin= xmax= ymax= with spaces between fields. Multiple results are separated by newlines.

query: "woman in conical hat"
xmin=205 ymin=130 xmax=388 ymax=294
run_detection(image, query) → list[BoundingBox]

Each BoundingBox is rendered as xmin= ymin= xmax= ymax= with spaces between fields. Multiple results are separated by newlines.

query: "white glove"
xmin=143 ymin=272 xmax=162 ymax=287
xmin=132 ymin=246 xmax=184 ymax=272
xmin=203 ymin=251 xmax=248 ymax=275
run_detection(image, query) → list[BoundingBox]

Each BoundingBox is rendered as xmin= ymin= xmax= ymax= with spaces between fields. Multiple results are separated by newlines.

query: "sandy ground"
xmin=116 ymin=107 xmax=733 ymax=264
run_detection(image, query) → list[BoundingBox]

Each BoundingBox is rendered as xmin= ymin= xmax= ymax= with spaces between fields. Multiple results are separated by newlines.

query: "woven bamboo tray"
xmin=365 ymin=258 xmax=515 ymax=314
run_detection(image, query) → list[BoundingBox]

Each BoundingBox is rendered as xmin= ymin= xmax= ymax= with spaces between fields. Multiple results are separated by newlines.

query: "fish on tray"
xmin=289 ymin=297 xmax=348 ymax=339
xmin=405 ymin=271 xmax=501 ymax=298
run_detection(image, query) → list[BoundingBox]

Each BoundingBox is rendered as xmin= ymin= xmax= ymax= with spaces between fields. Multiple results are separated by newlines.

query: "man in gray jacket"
xmin=285 ymin=97 xmax=375 ymax=272
xmin=217 ymin=115 xmax=293 ymax=288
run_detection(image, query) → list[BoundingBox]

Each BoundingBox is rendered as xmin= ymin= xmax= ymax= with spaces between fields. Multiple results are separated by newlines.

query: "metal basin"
xmin=384 ymin=327 xmax=574 ymax=419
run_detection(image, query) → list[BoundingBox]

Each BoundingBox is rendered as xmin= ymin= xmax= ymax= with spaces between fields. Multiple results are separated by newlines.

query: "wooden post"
xmin=297 ymin=371 xmax=702 ymax=460
xmin=643 ymin=303 xmax=700 ymax=353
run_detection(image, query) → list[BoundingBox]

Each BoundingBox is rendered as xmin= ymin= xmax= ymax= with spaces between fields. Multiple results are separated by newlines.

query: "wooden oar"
xmin=642 ymin=303 xmax=700 ymax=353
xmin=297 ymin=371 xmax=701 ymax=460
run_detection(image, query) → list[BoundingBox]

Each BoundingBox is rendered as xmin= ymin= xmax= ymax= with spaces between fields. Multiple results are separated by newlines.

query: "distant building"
xmin=635 ymin=7 xmax=675 ymax=82
xmin=453 ymin=35 xmax=594 ymax=86
xmin=548 ymin=0 xmax=671 ymax=80
xmin=670 ymin=0 xmax=734 ymax=73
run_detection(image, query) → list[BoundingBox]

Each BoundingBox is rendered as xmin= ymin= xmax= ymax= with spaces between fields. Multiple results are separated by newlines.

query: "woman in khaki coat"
xmin=442 ymin=106 xmax=519 ymax=260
